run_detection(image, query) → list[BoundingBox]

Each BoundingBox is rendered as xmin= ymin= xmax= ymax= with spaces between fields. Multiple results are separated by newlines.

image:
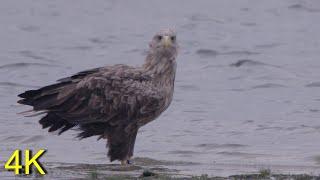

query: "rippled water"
xmin=1 ymin=0 xmax=320 ymax=178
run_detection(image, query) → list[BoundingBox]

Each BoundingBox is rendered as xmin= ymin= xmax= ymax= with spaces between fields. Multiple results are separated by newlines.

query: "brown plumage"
xmin=17 ymin=29 xmax=179 ymax=164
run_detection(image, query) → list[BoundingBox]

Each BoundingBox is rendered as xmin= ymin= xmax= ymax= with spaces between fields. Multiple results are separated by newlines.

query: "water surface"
xmin=0 ymin=0 xmax=320 ymax=178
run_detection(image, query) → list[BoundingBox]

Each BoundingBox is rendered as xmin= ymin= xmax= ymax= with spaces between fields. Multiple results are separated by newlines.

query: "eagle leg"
xmin=107 ymin=127 xmax=138 ymax=164
xmin=121 ymin=159 xmax=129 ymax=165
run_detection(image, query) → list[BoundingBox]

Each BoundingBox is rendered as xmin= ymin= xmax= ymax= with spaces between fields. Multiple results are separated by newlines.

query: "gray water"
xmin=1 ymin=0 xmax=320 ymax=178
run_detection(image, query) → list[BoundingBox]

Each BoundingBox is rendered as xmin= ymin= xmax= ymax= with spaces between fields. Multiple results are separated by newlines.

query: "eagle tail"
xmin=77 ymin=123 xmax=107 ymax=139
xmin=39 ymin=112 xmax=75 ymax=135
xmin=18 ymin=81 xmax=76 ymax=134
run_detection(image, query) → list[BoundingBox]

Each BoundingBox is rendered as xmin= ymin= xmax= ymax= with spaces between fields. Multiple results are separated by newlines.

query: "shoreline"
xmin=1 ymin=159 xmax=319 ymax=180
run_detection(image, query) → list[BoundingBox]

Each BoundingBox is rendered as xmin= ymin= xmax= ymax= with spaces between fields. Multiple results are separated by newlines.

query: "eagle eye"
xmin=171 ymin=36 xmax=176 ymax=41
xmin=157 ymin=35 xmax=162 ymax=41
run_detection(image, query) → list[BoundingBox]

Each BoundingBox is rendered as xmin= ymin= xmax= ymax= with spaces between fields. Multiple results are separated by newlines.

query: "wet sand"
xmin=1 ymin=157 xmax=319 ymax=179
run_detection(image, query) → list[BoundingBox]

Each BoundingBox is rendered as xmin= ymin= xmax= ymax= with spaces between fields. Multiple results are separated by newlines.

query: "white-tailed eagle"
xmin=18 ymin=29 xmax=178 ymax=165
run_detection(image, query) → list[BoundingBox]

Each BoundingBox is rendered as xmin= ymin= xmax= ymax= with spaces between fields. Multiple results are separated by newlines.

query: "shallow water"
xmin=1 ymin=0 xmax=320 ymax=178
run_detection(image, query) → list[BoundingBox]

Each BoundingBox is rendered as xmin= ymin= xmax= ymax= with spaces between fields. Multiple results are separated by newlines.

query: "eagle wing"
xmin=18 ymin=65 xmax=164 ymax=136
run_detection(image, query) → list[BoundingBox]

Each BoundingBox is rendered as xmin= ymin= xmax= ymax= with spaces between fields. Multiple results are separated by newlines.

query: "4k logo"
xmin=4 ymin=149 xmax=46 ymax=175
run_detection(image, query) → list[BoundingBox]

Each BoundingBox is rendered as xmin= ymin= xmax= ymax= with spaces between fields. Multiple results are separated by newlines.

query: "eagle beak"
xmin=162 ymin=35 xmax=172 ymax=48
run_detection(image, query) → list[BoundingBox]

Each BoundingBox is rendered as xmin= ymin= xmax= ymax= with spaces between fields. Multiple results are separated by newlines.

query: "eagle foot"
xmin=121 ymin=159 xmax=133 ymax=165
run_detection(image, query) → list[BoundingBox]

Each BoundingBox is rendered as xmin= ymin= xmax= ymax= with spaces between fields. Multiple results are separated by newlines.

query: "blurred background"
xmin=0 ymin=0 xmax=320 ymax=178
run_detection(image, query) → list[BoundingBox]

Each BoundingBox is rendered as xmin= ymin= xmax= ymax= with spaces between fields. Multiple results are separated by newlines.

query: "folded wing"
xmin=18 ymin=65 xmax=163 ymax=138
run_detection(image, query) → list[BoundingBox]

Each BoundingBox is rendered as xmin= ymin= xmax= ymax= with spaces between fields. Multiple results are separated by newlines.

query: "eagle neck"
xmin=143 ymin=53 xmax=176 ymax=85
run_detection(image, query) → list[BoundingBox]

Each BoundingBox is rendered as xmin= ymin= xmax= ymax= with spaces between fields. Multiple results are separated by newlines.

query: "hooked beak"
xmin=162 ymin=35 xmax=172 ymax=48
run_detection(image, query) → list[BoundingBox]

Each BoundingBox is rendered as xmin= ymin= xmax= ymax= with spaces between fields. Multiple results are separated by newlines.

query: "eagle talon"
xmin=127 ymin=159 xmax=133 ymax=165
xmin=120 ymin=159 xmax=133 ymax=165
